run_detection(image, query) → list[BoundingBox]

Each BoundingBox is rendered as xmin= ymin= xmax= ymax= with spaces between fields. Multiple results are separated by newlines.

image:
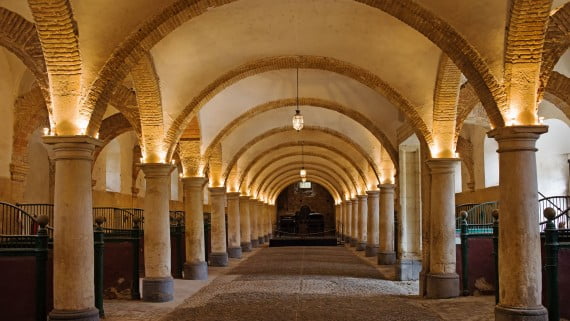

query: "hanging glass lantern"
xmin=292 ymin=109 xmax=304 ymax=131
xmin=300 ymin=167 xmax=307 ymax=178
xmin=301 ymin=177 xmax=307 ymax=183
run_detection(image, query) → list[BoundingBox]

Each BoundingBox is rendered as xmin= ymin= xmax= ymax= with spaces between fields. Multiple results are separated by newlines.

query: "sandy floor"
xmin=105 ymin=246 xmax=500 ymax=321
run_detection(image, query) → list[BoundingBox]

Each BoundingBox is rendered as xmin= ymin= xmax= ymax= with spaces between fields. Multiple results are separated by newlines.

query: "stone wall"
xmin=276 ymin=182 xmax=335 ymax=230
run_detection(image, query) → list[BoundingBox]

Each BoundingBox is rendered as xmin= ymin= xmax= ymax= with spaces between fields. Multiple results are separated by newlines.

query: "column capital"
xmin=488 ymin=125 xmax=548 ymax=153
xmin=379 ymin=184 xmax=395 ymax=190
xmin=239 ymin=195 xmax=250 ymax=201
xmin=357 ymin=194 xmax=368 ymax=200
xmin=350 ymin=197 xmax=357 ymax=202
xmin=426 ymin=158 xmax=459 ymax=174
xmin=226 ymin=192 xmax=241 ymax=200
xmin=140 ymin=163 xmax=175 ymax=177
xmin=208 ymin=186 xmax=226 ymax=196
xmin=182 ymin=176 xmax=206 ymax=188
xmin=42 ymin=135 xmax=102 ymax=161
xmin=366 ymin=190 xmax=380 ymax=197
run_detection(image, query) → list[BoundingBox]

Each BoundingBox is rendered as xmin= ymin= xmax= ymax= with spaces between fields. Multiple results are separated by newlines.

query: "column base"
xmin=494 ymin=305 xmax=547 ymax=321
xmin=258 ymin=237 xmax=264 ymax=245
xmin=344 ymin=236 xmax=351 ymax=244
xmin=378 ymin=251 xmax=397 ymax=265
xmin=349 ymin=238 xmax=357 ymax=247
xmin=251 ymin=239 xmax=259 ymax=248
xmin=264 ymin=235 xmax=269 ymax=243
xmin=142 ymin=277 xmax=174 ymax=302
xmin=426 ymin=273 xmax=459 ymax=299
xmin=241 ymin=241 xmax=252 ymax=252
xmin=356 ymin=242 xmax=366 ymax=251
xmin=49 ymin=307 xmax=99 ymax=321
xmin=364 ymin=245 xmax=378 ymax=257
xmin=395 ymin=259 xmax=422 ymax=281
xmin=228 ymin=247 xmax=242 ymax=259
xmin=209 ymin=252 xmax=229 ymax=267
xmin=183 ymin=261 xmax=208 ymax=280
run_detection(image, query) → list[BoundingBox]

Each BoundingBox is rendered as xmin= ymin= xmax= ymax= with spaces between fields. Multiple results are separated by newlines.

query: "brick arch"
xmin=28 ymin=0 xmax=83 ymax=134
xmin=539 ymin=2 xmax=570 ymax=98
xmin=234 ymin=144 xmax=370 ymax=192
xmin=221 ymin=126 xmax=381 ymax=184
xmin=164 ymin=56 xmax=430 ymax=159
xmin=244 ymin=153 xmax=363 ymax=196
xmin=0 ymin=7 xmax=51 ymax=123
xmin=456 ymin=135 xmax=475 ymax=191
xmin=202 ymin=97 xmax=398 ymax=166
xmin=264 ymin=172 xmax=344 ymax=203
xmin=256 ymin=164 xmax=354 ymax=200
xmin=455 ymin=83 xmax=481 ymax=144
xmin=84 ymin=0 xmax=505 ymax=138
xmin=544 ymin=71 xmax=570 ymax=119
xmin=269 ymin=177 xmax=342 ymax=204
xmin=261 ymin=169 xmax=348 ymax=202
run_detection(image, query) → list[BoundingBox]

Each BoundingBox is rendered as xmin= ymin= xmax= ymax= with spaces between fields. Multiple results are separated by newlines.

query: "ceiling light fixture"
xmin=299 ymin=140 xmax=307 ymax=179
xmin=292 ymin=67 xmax=304 ymax=131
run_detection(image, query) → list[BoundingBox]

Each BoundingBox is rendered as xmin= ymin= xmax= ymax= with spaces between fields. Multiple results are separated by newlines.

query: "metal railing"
xmin=93 ymin=207 xmax=142 ymax=230
xmin=456 ymin=201 xmax=498 ymax=230
xmin=0 ymin=201 xmax=48 ymax=236
xmin=16 ymin=203 xmax=54 ymax=228
xmin=539 ymin=207 xmax=570 ymax=232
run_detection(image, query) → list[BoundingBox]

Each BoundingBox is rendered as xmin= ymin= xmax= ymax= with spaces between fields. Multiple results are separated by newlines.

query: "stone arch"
xmin=262 ymin=170 xmax=346 ymax=201
xmin=253 ymin=162 xmax=357 ymax=199
xmin=234 ymin=144 xmax=371 ymax=191
xmin=539 ymin=2 xmax=570 ymax=98
xmin=84 ymin=0 xmax=506 ymax=138
xmin=245 ymin=154 xmax=363 ymax=196
xmin=544 ymin=71 xmax=570 ymax=120
xmin=28 ymin=0 xmax=83 ymax=134
xmin=221 ymin=126 xmax=381 ymax=184
xmin=0 ymin=7 xmax=50 ymax=113
xmin=269 ymin=176 xmax=342 ymax=204
xmin=202 ymin=97 xmax=398 ymax=165
xmin=432 ymin=54 xmax=461 ymax=157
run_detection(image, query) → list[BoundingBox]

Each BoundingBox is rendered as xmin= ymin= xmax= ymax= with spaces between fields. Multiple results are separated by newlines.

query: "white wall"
xmin=536 ymin=119 xmax=570 ymax=197
xmin=484 ymin=136 xmax=499 ymax=187
xmin=23 ymin=129 xmax=50 ymax=203
xmin=105 ymin=139 xmax=121 ymax=192
xmin=171 ymin=167 xmax=179 ymax=201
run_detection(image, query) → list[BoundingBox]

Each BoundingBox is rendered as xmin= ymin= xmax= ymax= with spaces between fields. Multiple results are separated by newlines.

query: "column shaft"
xmin=378 ymin=184 xmax=396 ymax=265
xmin=182 ymin=177 xmax=207 ymax=280
xmin=256 ymin=201 xmax=265 ymax=244
xmin=141 ymin=163 xmax=174 ymax=302
xmin=227 ymin=192 xmax=242 ymax=258
xmin=350 ymin=199 xmax=358 ymax=246
xmin=366 ymin=191 xmax=380 ymax=257
xmin=44 ymin=136 xmax=100 ymax=320
xmin=425 ymin=159 xmax=459 ymax=299
xmin=489 ymin=126 xmax=548 ymax=320
xmin=209 ymin=187 xmax=228 ymax=266
xmin=239 ymin=196 xmax=252 ymax=251
xmin=250 ymin=199 xmax=259 ymax=247
xmin=357 ymin=195 xmax=367 ymax=251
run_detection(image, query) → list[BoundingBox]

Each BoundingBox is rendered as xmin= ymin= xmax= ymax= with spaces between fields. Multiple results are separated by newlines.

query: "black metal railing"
xmin=169 ymin=210 xmax=185 ymax=226
xmin=539 ymin=207 xmax=570 ymax=232
xmin=15 ymin=203 xmax=54 ymax=228
xmin=93 ymin=207 xmax=141 ymax=230
xmin=543 ymin=207 xmax=570 ymax=321
xmin=0 ymin=202 xmax=46 ymax=236
xmin=458 ymin=210 xmax=499 ymax=303
xmin=0 ymin=216 xmax=49 ymax=321
xmin=456 ymin=203 xmax=479 ymax=217
xmin=456 ymin=201 xmax=498 ymax=230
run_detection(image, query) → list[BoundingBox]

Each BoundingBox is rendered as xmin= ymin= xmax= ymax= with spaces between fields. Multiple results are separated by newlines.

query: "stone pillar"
xmin=239 ymin=195 xmax=252 ymax=252
xmin=344 ymin=201 xmax=352 ymax=244
xmin=256 ymin=201 xmax=265 ymax=244
xmin=378 ymin=184 xmax=396 ymax=265
xmin=249 ymin=198 xmax=259 ymax=247
xmin=140 ymin=163 xmax=174 ymax=302
xmin=226 ymin=192 xmax=242 ymax=259
xmin=266 ymin=203 xmax=273 ymax=239
xmin=209 ymin=187 xmax=228 ymax=266
xmin=365 ymin=190 xmax=380 ymax=257
xmin=44 ymin=136 xmax=101 ymax=320
xmin=425 ymin=159 xmax=459 ymax=299
xmin=488 ymin=126 xmax=548 ymax=321
xmin=350 ymin=198 xmax=358 ymax=247
xmin=182 ymin=177 xmax=208 ymax=280
xmin=357 ymin=195 xmax=367 ymax=251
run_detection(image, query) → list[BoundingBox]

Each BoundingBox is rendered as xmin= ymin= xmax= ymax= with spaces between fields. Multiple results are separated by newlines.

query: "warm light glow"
xmin=179 ymin=173 xmax=183 ymax=179
xmin=94 ymin=132 xmax=100 ymax=139
xmin=171 ymin=159 xmax=176 ymax=165
xmin=42 ymin=127 xmax=50 ymax=136
xmin=300 ymin=168 xmax=307 ymax=178
xmin=139 ymin=157 xmax=144 ymax=164
xmin=454 ymin=152 xmax=460 ymax=158
xmin=539 ymin=117 xmax=545 ymax=124
xmin=301 ymin=177 xmax=307 ymax=182
xmin=292 ymin=110 xmax=304 ymax=131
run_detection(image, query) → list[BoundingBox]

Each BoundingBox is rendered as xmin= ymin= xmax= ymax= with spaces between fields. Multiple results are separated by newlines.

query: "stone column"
xmin=141 ymin=163 xmax=174 ymax=302
xmin=350 ymin=198 xmax=358 ymax=247
xmin=226 ymin=192 xmax=242 ymax=259
xmin=182 ymin=177 xmax=208 ymax=280
xmin=357 ymin=195 xmax=367 ymax=251
xmin=256 ymin=201 xmax=265 ymax=244
xmin=44 ymin=136 xmax=101 ymax=320
xmin=239 ymin=195 xmax=252 ymax=252
xmin=209 ymin=187 xmax=228 ymax=266
xmin=249 ymin=198 xmax=259 ymax=247
xmin=344 ymin=201 xmax=352 ymax=244
xmin=378 ymin=184 xmax=396 ymax=265
xmin=488 ymin=126 xmax=548 ymax=321
xmin=266 ymin=203 xmax=273 ymax=239
xmin=365 ymin=190 xmax=380 ymax=257
xmin=425 ymin=159 xmax=459 ymax=299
